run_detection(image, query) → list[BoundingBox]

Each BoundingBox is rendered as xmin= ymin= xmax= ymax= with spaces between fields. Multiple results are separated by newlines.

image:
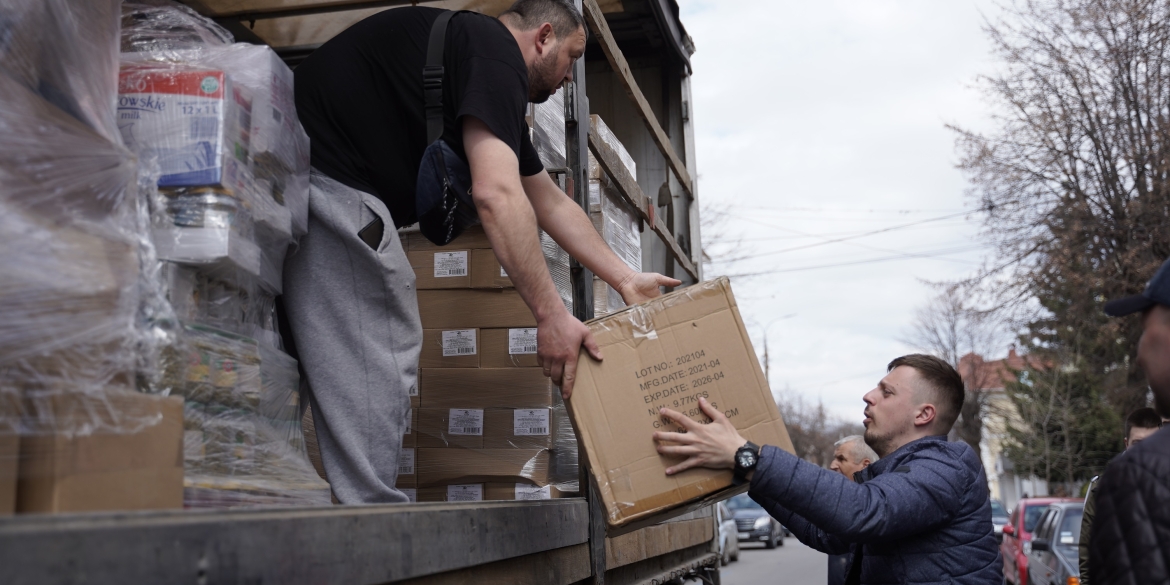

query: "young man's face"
xmin=529 ymin=26 xmax=586 ymax=103
xmin=862 ymin=366 xmax=923 ymax=457
xmin=1138 ymin=305 xmax=1170 ymax=418
xmin=1126 ymin=425 xmax=1159 ymax=449
xmin=829 ymin=441 xmax=872 ymax=480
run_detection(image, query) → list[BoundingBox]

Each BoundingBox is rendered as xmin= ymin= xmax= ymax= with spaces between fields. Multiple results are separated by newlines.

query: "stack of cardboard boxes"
xmin=587 ymin=115 xmax=642 ymax=317
xmin=402 ymin=226 xmax=576 ymax=502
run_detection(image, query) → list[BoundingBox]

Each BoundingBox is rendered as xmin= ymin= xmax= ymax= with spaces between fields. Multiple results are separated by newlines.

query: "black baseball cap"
xmin=1104 ymin=257 xmax=1170 ymax=317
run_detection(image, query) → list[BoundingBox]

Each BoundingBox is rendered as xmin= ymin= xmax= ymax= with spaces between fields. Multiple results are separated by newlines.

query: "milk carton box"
xmin=117 ymin=67 xmax=252 ymax=192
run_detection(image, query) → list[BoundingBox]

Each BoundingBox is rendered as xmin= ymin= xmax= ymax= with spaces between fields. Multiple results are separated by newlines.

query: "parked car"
xmin=991 ymin=499 xmax=1010 ymax=542
xmin=715 ymin=501 xmax=740 ymax=565
xmin=727 ymin=493 xmax=784 ymax=549
xmin=1002 ymin=497 xmax=1080 ymax=585
xmin=1026 ymin=502 xmax=1084 ymax=585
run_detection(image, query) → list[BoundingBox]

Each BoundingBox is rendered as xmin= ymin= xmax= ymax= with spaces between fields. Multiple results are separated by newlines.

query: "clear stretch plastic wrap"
xmin=541 ymin=230 xmax=574 ymax=314
xmin=533 ymin=87 xmax=566 ymax=169
xmin=1 ymin=0 xmax=155 ymax=428
xmin=121 ymin=0 xmax=233 ymax=61
xmin=179 ymin=324 xmax=330 ymax=508
xmin=0 ymin=0 xmax=192 ymax=513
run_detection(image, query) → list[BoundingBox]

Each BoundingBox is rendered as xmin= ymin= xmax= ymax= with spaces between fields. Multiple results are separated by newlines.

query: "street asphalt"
xmin=719 ymin=535 xmax=828 ymax=585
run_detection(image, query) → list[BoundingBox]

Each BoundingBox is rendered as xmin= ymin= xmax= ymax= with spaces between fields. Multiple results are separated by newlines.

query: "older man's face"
xmin=1138 ymin=305 xmax=1170 ymax=418
xmin=829 ymin=441 xmax=871 ymax=481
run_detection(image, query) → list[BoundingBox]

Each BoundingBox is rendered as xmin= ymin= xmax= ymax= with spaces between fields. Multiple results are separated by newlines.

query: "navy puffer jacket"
xmin=749 ymin=435 xmax=1001 ymax=585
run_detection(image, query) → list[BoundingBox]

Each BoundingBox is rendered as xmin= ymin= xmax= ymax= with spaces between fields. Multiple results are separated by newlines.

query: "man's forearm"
xmin=476 ymin=187 xmax=565 ymax=321
xmin=523 ymin=172 xmax=635 ymax=290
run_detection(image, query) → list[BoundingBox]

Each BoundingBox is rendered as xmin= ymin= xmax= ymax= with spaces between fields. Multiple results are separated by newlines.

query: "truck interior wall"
xmin=584 ymin=57 xmax=694 ymax=285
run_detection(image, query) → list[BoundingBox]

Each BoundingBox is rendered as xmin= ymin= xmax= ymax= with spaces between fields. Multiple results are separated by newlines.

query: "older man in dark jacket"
xmin=654 ymin=354 xmax=1001 ymax=584
xmin=1090 ymin=257 xmax=1170 ymax=585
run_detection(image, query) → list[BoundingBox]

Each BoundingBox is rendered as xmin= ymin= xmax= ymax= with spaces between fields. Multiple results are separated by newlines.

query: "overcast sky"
xmin=677 ymin=0 xmax=1007 ymax=422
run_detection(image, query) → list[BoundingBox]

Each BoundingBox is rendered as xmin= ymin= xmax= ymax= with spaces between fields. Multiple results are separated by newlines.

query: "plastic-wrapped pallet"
xmin=587 ymin=115 xmax=642 ymax=316
xmin=116 ymin=0 xmax=325 ymax=508
xmin=532 ymin=87 xmax=566 ymax=169
xmin=179 ymin=324 xmax=330 ymax=507
xmin=0 ymin=0 xmax=191 ymax=513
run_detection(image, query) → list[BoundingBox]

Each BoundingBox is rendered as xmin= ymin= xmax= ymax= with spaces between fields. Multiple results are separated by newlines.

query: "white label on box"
xmin=509 ymin=328 xmax=538 ymax=355
xmin=500 ymin=266 xmax=508 ymax=278
xmin=514 ymin=409 xmax=550 ymax=436
xmin=515 ymin=484 xmax=551 ymax=500
xmin=404 ymin=408 xmax=412 ymax=435
xmin=448 ymin=409 xmax=484 ymax=435
xmin=433 ymin=251 xmax=468 ymax=277
xmin=401 ymin=488 xmax=417 ymax=503
xmin=399 ymin=448 xmax=415 ymax=475
xmin=447 ymin=484 xmax=483 ymax=502
xmin=441 ymin=329 xmax=477 ymax=356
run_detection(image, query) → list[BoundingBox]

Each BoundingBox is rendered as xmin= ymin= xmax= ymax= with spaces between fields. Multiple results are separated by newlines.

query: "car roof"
xmin=1019 ymin=497 xmax=1080 ymax=507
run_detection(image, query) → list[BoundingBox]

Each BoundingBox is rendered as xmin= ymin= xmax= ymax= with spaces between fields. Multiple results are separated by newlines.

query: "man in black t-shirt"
xmin=285 ymin=0 xmax=679 ymax=504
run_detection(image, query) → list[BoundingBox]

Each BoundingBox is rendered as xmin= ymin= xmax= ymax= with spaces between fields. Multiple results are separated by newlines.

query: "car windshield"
xmin=990 ymin=500 xmax=1007 ymax=517
xmin=1024 ymin=505 xmax=1048 ymax=532
xmin=727 ymin=494 xmax=762 ymax=510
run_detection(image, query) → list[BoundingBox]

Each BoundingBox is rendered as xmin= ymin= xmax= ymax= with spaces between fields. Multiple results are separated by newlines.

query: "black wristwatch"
xmin=732 ymin=441 xmax=760 ymax=485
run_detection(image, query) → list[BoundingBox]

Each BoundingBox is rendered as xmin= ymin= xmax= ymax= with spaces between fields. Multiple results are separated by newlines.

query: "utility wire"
xmin=722 ymin=244 xmax=988 ymax=277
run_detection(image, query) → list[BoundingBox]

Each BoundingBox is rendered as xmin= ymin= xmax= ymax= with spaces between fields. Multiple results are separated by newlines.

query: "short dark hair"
xmin=887 ymin=354 xmax=965 ymax=432
xmin=500 ymin=0 xmax=586 ymax=40
xmin=1125 ymin=407 xmax=1162 ymax=440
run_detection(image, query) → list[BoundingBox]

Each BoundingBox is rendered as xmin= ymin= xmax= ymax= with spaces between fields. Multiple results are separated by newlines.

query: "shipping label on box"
xmin=421 ymin=329 xmax=480 ymax=368
xmin=480 ymin=328 xmax=540 ymax=368
xmin=398 ymin=447 xmax=416 ymax=477
xmin=441 ymin=329 xmax=477 ymax=357
xmin=569 ymin=277 xmax=794 ymax=533
xmin=513 ymin=409 xmax=550 ymax=436
xmin=401 ymin=488 xmax=417 ymax=502
xmin=447 ymin=409 xmax=484 ymax=436
xmin=515 ymin=483 xmax=552 ymax=500
xmin=433 ymin=251 xmax=468 ymax=278
xmin=447 ymin=484 xmax=483 ymax=502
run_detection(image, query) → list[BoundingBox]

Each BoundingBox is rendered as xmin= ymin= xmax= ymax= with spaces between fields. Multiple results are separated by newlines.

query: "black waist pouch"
xmin=415 ymin=10 xmax=478 ymax=246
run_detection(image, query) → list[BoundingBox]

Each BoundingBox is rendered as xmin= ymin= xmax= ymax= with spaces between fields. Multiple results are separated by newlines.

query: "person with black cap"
xmin=1089 ymin=257 xmax=1170 ymax=585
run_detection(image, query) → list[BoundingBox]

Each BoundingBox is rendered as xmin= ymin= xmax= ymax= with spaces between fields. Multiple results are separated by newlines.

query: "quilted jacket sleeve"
xmin=750 ymin=492 xmax=852 ymax=555
xmin=748 ymin=444 xmax=967 ymax=543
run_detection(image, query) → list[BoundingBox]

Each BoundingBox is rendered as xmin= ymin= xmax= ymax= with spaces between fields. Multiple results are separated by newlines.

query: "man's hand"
xmin=654 ymin=397 xmax=747 ymax=476
xmin=538 ymin=309 xmax=602 ymax=399
xmin=616 ymin=272 xmax=682 ymax=305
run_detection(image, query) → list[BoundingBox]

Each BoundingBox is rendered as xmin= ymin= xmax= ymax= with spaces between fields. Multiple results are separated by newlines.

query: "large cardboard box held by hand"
xmin=569 ymin=277 xmax=794 ymax=533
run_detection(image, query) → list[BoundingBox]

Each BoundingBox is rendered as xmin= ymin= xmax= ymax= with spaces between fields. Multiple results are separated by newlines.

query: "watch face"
xmin=737 ymin=450 xmax=756 ymax=468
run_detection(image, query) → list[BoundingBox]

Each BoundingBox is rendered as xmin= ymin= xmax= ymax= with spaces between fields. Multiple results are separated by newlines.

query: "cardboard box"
xmin=16 ymin=393 xmax=185 ymax=514
xmin=418 ymin=483 xmax=485 ymax=502
xmin=420 ymin=329 xmax=480 ymax=368
xmin=486 ymin=482 xmax=568 ymax=501
xmin=480 ymin=328 xmax=540 ymax=368
xmin=569 ymin=277 xmax=794 ymax=533
xmin=416 ymin=289 xmax=536 ymax=329
xmin=471 ymin=249 xmax=512 ymax=289
xmin=419 ymin=368 xmax=554 ymax=409
xmin=417 ymin=448 xmax=550 ymax=487
xmin=416 ymin=408 xmax=554 ymax=450
xmin=405 ymin=225 xmax=493 ymax=252
xmin=409 ymin=250 xmax=471 ymax=289
xmin=0 ymin=433 xmax=16 ymax=516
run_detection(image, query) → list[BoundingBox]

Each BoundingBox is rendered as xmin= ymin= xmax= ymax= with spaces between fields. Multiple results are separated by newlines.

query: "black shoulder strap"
xmin=424 ymin=10 xmax=458 ymax=144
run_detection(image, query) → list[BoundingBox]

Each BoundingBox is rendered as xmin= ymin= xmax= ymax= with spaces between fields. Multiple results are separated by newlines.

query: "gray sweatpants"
xmin=282 ymin=170 xmax=420 ymax=504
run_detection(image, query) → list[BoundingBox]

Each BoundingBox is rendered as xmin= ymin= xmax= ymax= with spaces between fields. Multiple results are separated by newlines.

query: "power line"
xmin=726 ymin=208 xmax=983 ymax=258
xmin=721 ymin=244 xmax=988 ymax=277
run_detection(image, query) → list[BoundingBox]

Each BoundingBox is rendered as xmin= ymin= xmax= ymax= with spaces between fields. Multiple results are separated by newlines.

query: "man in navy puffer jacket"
xmin=654 ymin=354 xmax=1001 ymax=585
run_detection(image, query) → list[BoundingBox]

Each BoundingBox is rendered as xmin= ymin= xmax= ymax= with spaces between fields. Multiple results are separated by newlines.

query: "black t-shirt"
xmin=294 ymin=7 xmax=544 ymax=227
